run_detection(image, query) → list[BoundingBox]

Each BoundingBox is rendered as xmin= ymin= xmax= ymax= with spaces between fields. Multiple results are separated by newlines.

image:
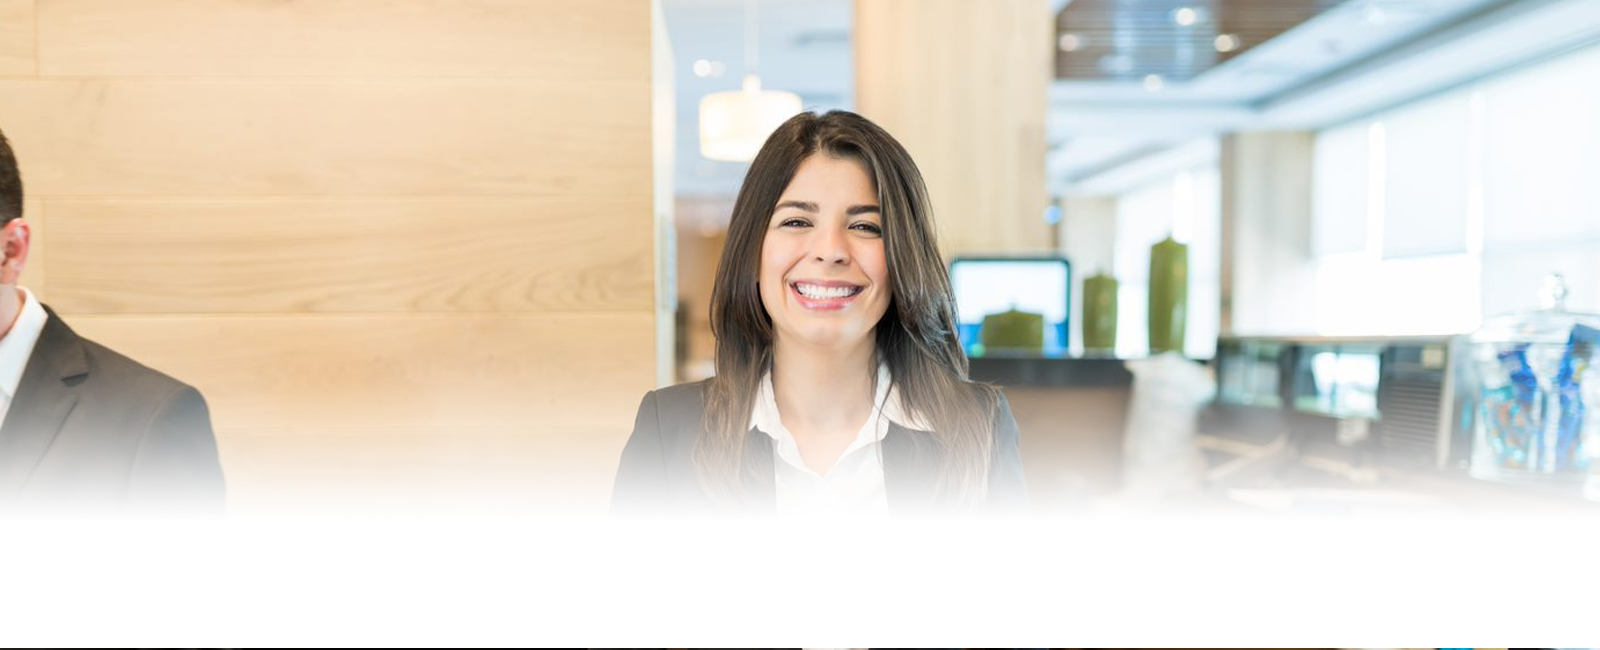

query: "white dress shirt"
xmin=749 ymin=363 xmax=931 ymax=515
xmin=0 ymin=287 xmax=49 ymax=426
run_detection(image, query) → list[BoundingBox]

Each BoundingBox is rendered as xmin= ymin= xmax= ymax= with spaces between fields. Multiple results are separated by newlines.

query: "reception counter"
xmin=967 ymin=356 xmax=1136 ymax=511
xmin=964 ymin=354 xmax=1600 ymax=516
xmin=968 ymin=355 xmax=1132 ymax=388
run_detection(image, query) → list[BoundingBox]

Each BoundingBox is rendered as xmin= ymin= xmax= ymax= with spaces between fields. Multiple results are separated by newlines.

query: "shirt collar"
xmin=0 ymin=287 xmax=49 ymax=400
xmin=748 ymin=362 xmax=932 ymax=439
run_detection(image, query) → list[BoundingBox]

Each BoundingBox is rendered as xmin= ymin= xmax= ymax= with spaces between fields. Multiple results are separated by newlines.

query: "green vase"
xmin=981 ymin=308 xmax=1044 ymax=353
xmin=1148 ymin=236 xmax=1188 ymax=355
xmin=1082 ymin=272 xmax=1118 ymax=353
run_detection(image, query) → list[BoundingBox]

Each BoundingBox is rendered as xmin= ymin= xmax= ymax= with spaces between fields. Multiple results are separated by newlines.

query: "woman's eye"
xmin=779 ymin=218 xmax=810 ymax=228
xmin=851 ymin=222 xmax=883 ymax=235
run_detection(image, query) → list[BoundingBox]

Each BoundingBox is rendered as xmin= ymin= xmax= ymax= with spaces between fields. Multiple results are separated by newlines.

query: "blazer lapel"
xmin=740 ymin=428 xmax=776 ymax=512
xmin=882 ymin=423 xmax=946 ymax=512
xmin=0 ymin=309 xmax=89 ymax=497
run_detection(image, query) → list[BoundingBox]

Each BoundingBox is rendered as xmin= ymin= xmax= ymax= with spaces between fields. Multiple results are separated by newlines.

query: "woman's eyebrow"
xmin=774 ymin=200 xmax=818 ymax=212
xmin=774 ymin=200 xmax=880 ymax=215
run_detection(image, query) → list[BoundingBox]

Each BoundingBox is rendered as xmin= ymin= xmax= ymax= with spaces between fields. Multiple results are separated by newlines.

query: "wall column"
xmin=1220 ymin=131 xmax=1317 ymax=335
xmin=855 ymin=0 xmax=1053 ymax=257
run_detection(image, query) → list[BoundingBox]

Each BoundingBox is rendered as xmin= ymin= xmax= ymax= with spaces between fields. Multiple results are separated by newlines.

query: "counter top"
xmin=967 ymin=355 xmax=1134 ymax=388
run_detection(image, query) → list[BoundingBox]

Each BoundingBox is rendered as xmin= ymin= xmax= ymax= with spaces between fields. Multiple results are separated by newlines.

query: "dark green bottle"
xmin=1082 ymin=272 xmax=1118 ymax=354
xmin=1148 ymin=235 xmax=1188 ymax=355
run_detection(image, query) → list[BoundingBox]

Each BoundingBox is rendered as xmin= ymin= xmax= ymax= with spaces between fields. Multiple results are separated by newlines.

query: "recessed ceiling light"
xmin=1058 ymin=33 xmax=1083 ymax=52
xmin=1214 ymin=34 xmax=1240 ymax=53
xmin=1173 ymin=7 xmax=1199 ymax=27
xmin=1143 ymin=74 xmax=1164 ymax=91
xmin=692 ymin=59 xmax=714 ymax=77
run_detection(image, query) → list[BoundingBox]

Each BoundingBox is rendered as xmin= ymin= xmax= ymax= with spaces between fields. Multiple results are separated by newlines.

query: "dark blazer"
xmin=0 ymin=306 xmax=225 ymax=514
xmin=611 ymin=380 xmax=1027 ymax=514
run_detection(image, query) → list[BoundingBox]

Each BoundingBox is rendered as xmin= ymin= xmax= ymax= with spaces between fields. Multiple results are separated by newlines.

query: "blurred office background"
xmin=1 ymin=0 xmax=1596 ymax=513
xmin=666 ymin=0 xmax=1600 ymax=512
xmin=671 ymin=0 xmax=1600 ymax=369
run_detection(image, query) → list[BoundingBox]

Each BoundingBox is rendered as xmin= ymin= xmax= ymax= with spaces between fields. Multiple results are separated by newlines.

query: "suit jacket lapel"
xmin=0 ymin=308 xmax=89 ymax=498
xmin=882 ymin=423 xmax=946 ymax=512
xmin=740 ymin=428 xmax=776 ymax=512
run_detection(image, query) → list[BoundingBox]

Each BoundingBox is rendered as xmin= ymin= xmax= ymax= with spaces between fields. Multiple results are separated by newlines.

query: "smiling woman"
xmin=612 ymin=110 xmax=1028 ymax=515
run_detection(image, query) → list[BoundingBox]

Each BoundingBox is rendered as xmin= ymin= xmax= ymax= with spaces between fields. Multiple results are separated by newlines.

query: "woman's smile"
xmin=789 ymin=279 xmax=866 ymax=311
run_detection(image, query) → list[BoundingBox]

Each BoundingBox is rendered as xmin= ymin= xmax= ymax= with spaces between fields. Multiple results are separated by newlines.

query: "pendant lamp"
xmin=698 ymin=0 xmax=802 ymax=162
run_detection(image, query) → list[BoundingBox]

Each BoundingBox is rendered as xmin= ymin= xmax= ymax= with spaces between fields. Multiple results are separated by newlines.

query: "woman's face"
xmin=758 ymin=153 xmax=891 ymax=353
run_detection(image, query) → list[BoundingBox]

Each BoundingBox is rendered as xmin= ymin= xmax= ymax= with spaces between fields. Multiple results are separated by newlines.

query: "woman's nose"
xmin=811 ymin=226 xmax=850 ymax=264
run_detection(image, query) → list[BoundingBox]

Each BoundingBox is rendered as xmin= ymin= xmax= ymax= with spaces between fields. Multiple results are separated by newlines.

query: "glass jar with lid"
xmin=1459 ymin=274 xmax=1600 ymax=489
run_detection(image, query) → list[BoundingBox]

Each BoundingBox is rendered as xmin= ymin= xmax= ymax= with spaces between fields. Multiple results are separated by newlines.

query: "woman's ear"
xmin=1 ymin=219 xmax=32 ymax=286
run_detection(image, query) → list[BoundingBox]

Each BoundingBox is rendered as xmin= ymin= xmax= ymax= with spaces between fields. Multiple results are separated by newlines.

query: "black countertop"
xmin=967 ymin=355 xmax=1134 ymax=388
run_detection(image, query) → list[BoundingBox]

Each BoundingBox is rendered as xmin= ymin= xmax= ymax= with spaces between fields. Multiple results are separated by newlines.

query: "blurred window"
xmin=1311 ymin=120 xmax=1369 ymax=257
xmin=1310 ymin=39 xmax=1600 ymax=334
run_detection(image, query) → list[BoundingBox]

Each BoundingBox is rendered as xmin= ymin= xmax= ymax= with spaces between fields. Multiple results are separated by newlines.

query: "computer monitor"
xmin=948 ymin=257 xmax=1071 ymax=356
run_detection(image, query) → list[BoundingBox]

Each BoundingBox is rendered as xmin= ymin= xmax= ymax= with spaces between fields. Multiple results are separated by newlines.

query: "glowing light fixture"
xmin=698 ymin=0 xmax=801 ymax=162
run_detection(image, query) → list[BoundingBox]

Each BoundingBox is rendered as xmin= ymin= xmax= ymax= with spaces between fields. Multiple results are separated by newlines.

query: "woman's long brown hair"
xmin=697 ymin=110 xmax=999 ymax=508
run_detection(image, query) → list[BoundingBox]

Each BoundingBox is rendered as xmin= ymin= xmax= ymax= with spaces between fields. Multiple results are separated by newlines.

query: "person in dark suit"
xmin=0 ymin=127 xmax=225 ymax=514
xmin=613 ymin=111 xmax=1027 ymax=515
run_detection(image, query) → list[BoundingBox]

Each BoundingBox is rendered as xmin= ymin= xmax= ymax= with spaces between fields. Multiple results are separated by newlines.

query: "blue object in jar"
xmin=1484 ymin=346 xmax=1538 ymax=467
xmin=1555 ymin=323 xmax=1599 ymax=470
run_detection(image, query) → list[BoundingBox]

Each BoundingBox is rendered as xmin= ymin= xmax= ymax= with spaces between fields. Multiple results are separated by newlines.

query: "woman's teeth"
xmin=795 ymin=283 xmax=860 ymax=300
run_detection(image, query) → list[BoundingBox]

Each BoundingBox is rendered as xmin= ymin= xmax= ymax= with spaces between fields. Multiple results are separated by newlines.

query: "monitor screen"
xmin=1291 ymin=345 xmax=1382 ymax=419
xmin=1216 ymin=339 xmax=1286 ymax=408
xmin=949 ymin=257 xmax=1070 ymax=356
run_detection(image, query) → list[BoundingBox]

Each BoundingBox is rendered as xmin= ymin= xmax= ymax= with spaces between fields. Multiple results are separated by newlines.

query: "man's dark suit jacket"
xmin=0 ymin=306 xmax=225 ymax=513
xmin=611 ymin=380 xmax=1028 ymax=514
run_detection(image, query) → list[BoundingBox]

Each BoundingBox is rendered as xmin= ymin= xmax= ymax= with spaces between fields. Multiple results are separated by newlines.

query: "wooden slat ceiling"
xmin=1056 ymin=0 xmax=1348 ymax=81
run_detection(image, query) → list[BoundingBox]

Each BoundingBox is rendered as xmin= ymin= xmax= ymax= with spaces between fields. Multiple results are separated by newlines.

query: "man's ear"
xmin=1 ymin=219 xmax=31 ymax=286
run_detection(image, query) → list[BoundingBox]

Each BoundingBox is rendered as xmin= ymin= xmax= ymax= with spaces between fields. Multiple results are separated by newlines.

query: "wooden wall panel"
xmin=0 ymin=0 xmax=34 ymax=77
xmin=34 ymin=0 xmax=649 ymax=81
xmin=218 ymin=431 xmax=626 ymax=513
xmin=0 ymin=79 xmax=650 ymax=197
xmin=65 ymin=314 xmax=656 ymax=434
xmin=43 ymin=198 xmax=653 ymax=314
xmin=7 ymin=0 xmax=658 ymax=514
xmin=855 ymin=0 xmax=1051 ymax=257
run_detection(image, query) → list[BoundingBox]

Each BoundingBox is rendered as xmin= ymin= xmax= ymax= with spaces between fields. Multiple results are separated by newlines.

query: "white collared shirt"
xmin=0 ymin=287 xmax=49 ymax=426
xmin=749 ymin=363 xmax=930 ymax=515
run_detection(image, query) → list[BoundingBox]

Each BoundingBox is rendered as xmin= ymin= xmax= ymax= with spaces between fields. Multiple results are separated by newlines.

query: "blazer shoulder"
xmin=612 ymin=379 xmax=711 ymax=514
xmin=984 ymin=386 xmax=1030 ymax=510
xmin=647 ymin=379 xmax=710 ymax=425
xmin=651 ymin=378 xmax=708 ymax=402
xmin=991 ymin=389 xmax=1021 ymax=442
xmin=35 ymin=306 xmax=200 ymax=401
xmin=77 ymin=336 xmax=197 ymax=400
